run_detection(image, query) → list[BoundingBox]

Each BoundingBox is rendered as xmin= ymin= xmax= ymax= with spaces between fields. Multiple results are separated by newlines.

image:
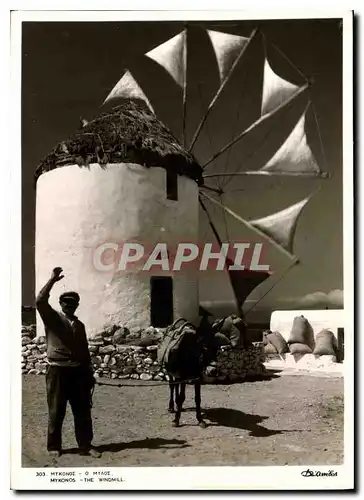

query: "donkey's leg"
xmin=179 ymin=382 xmax=186 ymax=409
xmin=168 ymin=381 xmax=175 ymax=413
xmin=172 ymin=383 xmax=186 ymax=427
xmin=169 ymin=381 xmax=180 ymax=412
xmin=175 ymin=382 xmax=180 ymax=407
xmin=195 ymin=381 xmax=207 ymax=428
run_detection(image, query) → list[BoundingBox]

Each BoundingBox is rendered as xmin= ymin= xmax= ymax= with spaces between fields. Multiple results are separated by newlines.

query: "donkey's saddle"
xmin=157 ymin=318 xmax=196 ymax=375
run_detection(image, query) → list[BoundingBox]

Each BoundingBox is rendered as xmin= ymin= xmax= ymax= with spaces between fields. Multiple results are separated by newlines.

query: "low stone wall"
xmin=204 ymin=344 xmax=266 ymax=383
xmin=21 ymin=325 xmax=266 ymax=382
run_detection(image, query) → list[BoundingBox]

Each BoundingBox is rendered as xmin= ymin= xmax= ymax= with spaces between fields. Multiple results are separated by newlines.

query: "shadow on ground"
xmin=62 ymin=437 xmax=190 ymax=455
xmin=202 ymin=407 xmax=300 ymax=437
xmin=204 ymin=370 xmax=282 ymax=386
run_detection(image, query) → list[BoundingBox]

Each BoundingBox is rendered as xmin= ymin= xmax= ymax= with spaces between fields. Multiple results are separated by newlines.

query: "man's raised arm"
xmin=36 ymin=267 xmax=64 ymax=316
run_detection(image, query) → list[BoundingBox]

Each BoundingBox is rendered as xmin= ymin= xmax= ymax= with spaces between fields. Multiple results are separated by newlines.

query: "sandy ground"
xmin=22 ymin=369 xmax=343 ymax=468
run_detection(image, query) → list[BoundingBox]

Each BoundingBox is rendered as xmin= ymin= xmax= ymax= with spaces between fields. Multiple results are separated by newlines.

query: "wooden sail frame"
xmin=182 ymin=27 xmax=188 ymax=147
xmin=203 ymin=171 xmax=330 ymax=179
xmin=188 ymin=28 xmax=258 ymax=152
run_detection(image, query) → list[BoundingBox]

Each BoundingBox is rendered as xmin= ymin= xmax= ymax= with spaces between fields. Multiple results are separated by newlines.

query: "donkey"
xmin=162 ymin=316 xmax=218 ymax=428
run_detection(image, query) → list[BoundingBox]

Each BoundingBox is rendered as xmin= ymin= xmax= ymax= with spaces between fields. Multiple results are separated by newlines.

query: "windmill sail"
xmin=146 ymin=31 xmax=186 ymax=88
xmin=261 ymin=58 xmax=301 ymax=116
xmin=104 ymin=70 xmax=154 ymax=112
xmin=250 ymin=197 xmax=310 ymax=254
xmin=146 ymin=30 xmax=187 ymax=144
xmin=203 ymin=105 xmax=323 ymax=179
xmin=225 ymin=258 xmax=271 ymax=312
xmin=202 ymin=192 xmax=309 ymax=260
xmin=207 ymin=30 xmax=249 ymax=84
xmin=200 ymin=197 xmax=271 ymax=314
xmin=202 ymin=56 xmax=324 ymax=177
xmin=261 ymin=106 xmax=320 ymax=174
xmin=202 ymin=81 xmax=309 ymax=169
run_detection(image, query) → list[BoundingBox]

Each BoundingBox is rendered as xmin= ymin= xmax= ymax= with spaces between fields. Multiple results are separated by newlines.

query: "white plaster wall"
xmin=36 ymin=163 xmax=199 ymax=337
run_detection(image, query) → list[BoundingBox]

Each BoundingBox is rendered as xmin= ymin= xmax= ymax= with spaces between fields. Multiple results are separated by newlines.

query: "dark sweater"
xmin=36 ymin=289 xmax=91 ymax=367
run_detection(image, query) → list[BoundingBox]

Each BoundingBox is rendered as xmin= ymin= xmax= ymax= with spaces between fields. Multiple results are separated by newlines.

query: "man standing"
xmin=36 ymin=267 xmax=101 ymax=459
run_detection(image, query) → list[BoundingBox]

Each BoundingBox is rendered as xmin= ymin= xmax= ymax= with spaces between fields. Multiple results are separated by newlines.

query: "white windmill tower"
xmin=35 ymin=98 xmax=202 ymax=336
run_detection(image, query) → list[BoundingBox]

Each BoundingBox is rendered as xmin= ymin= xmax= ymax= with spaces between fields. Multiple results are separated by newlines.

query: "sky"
xmin=22 ymin=18 xmax=343 ymax=316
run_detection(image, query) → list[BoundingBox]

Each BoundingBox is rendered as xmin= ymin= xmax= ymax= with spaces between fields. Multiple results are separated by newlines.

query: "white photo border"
xmin=10 ymin=8 xmax=354 ymax=491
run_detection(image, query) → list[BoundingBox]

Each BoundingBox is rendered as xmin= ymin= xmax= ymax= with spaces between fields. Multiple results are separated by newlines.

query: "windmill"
xmin=103 ymin=24 xmax=328 ymax=319
xmin=35 ymin=23 xmax=328 ymax=336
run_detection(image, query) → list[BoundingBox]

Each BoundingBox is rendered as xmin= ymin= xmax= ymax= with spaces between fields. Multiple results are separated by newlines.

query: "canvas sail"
xmin=146 ymin=31 xmax=186 ymax=88
xmin=250 ymin=197 xmax=310 ymax=254
xmin=225 ymin=257 xmax=271 ymax=312
xmin=104 ymin=70 xmax=154 ymax=112
xmin=202 ymin=192 xmax=309 ymax=259
xmin=207 ymin=30 xmax=249 ymax=84
xmin=261 ymin=58 xmax=301 ymax=116
xmin=260 ymin=107 xmax=321 ymax=174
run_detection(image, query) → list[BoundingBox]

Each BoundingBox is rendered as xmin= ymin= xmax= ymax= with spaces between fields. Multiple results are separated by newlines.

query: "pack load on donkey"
xmin=157 ymin=319 xmax=198 ymax=378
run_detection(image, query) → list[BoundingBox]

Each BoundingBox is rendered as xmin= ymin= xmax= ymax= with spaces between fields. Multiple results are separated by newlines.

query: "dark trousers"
xmin=46 ymin=365 xmax=94 ymax=451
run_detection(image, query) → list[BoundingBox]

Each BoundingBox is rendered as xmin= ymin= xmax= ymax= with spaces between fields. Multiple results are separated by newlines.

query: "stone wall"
xmin=21 ymin=325 xmax=266 ymax=382
xmin=204 ymin=344 xmax=266 ymax=383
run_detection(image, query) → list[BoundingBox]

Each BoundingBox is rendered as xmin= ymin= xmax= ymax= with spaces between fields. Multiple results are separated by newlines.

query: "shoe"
xmin=79 ymin=446 xmax=101 ymax=458
xmin=48 ymin=450 xmax=61 ymax=458
xmin=88 ymin=447 xmax=102 ymax=458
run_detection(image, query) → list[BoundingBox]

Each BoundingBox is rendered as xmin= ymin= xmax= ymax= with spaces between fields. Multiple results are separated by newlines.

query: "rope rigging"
xmin=244 ymin=259 xmax=299 ymax=316
xmin=267 ymin=36 xmax=308 ymax=83
xmin=311 ymin=100 xmax=329 ymax=174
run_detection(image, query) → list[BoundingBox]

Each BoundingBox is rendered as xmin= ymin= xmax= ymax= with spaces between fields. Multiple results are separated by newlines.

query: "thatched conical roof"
xmin=35 ymin=100 xmax=203 ymax=184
